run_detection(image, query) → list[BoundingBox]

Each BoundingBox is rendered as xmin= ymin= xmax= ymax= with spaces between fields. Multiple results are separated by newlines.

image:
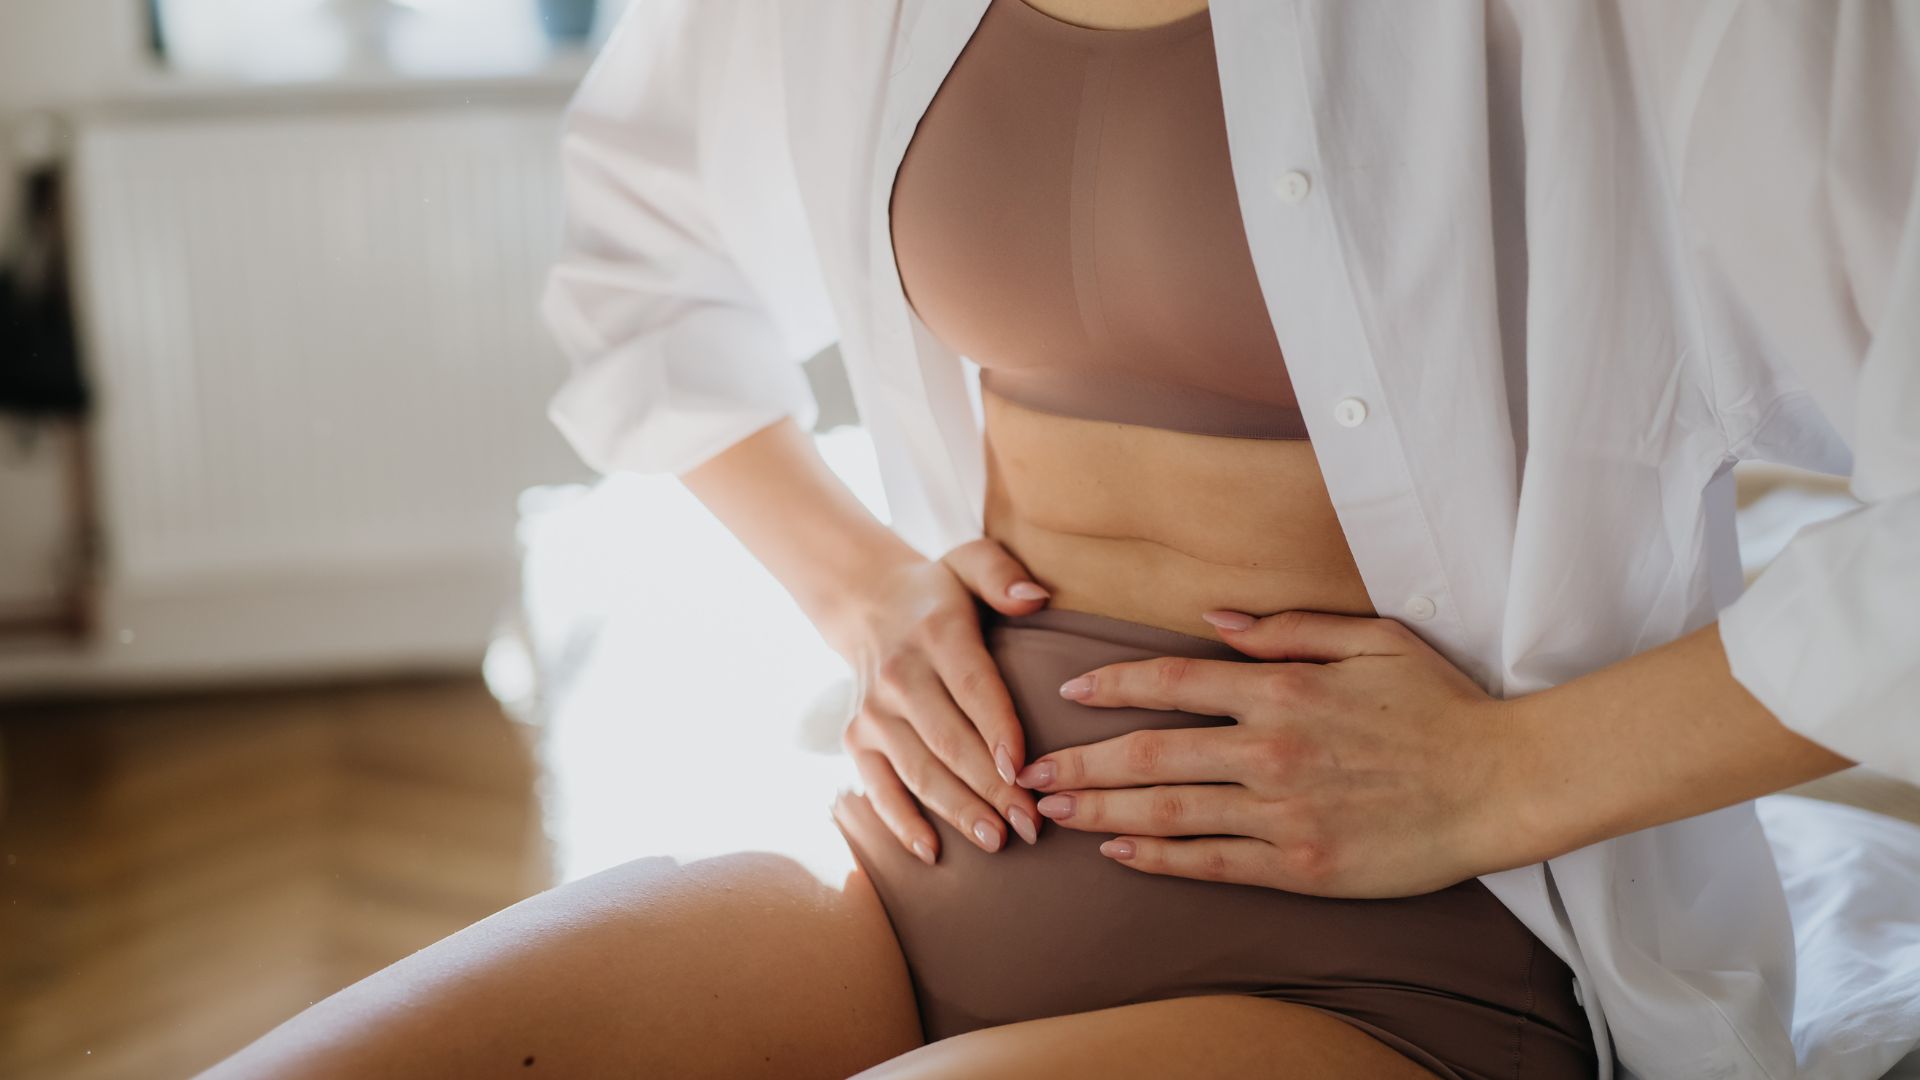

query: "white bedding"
xmin=1759 ymin=795 xmax=1920 ymax=1078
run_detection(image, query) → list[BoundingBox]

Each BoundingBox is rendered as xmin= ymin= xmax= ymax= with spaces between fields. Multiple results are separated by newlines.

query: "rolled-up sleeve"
xmin=541 ymin=0 xmax=821 ymax=477
xmin=1689 ymin=2 xmax=1920 ymax=781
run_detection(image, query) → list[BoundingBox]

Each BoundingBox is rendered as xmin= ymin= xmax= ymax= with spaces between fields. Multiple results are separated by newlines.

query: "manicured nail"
xmin=1201 ymin=610 xmax=1254 ymax=631
xmin=912 ymin=839 xmax=936 ymax=865
xmin=1016 ymin=760 xmax=1055 ymax=788
xmin=972 ymin=820 xmax=1002 ymax=852
xmin=994 ymin=743 xmax=1018 ymax=785
xmin=1006 ymin=806 xmax=1038 ymax=845
xmin=1036 ymin=794 xmax=1075 ymax=820
xmin=1059 ymin=675 xmax=1094 ymax=700
xmin=1007 ymin=581 xmax=1050 ymax=601
xmin=1100 ymin=838 xmax=1135 ymax=860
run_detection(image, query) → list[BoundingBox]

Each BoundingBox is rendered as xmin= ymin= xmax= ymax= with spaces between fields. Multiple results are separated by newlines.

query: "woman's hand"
xmin=824 ymin=538 xmax=1051 ymax=864
xmin=1015 ymin=610 xmax=1542 ymax=898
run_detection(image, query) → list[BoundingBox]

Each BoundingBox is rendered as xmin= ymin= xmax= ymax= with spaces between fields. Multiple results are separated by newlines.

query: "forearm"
xmin=1504 ymin=621 xmax=1855 ymax=863
xmin=680 ymin=417 xmax=924 ymax=647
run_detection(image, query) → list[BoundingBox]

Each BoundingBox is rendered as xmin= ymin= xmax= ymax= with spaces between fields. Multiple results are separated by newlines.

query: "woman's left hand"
xmin=1014 ymin=610 xmax=1547 ymax=898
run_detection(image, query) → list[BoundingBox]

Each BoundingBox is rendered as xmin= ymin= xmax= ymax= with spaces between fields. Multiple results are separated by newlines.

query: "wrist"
xmin=803 ymin=538 xmax=927 ymax=656
xmin=1479 ymin=691 xmax=1600 ymax=869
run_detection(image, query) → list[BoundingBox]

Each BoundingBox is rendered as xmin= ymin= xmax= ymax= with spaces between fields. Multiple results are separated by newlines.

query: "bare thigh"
xmin=200 ymin=851 xmax=923 ymax=1079
xmin=859 ymin=994 xmax=1439 ymax=1080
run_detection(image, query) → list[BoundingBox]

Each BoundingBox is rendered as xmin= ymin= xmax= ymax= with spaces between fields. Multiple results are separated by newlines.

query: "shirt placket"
xmin=1212 ymin=0 xmax=1471 ymax=671
xmin=861 ymin=0 xmax=998 ymax=558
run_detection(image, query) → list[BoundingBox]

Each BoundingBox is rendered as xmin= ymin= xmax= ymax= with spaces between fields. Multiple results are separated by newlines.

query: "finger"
xmin=1034 ymin=784 xmax=1250 ymax=838
xmin=941 ymin=537 xmax=1051 ymax=615
xmin=899 ymin=664 xmax=1041 ymax=844
xmin=1059 ymin=656 xmax=1277 ymax=717
xmin=924 ymin=624 xmax=1027 ymax=786
xmin=851 ymin=748 xmax=937 ymax=865
xmin=1199 ymin=608 xmax=1424 ymax=662
xmin=1097 ymin=835 xmax=1282 ymax=888
xmin=873 ymin=713 xmax=1015 ymax=853
xmin=1016 ymin=726 xmax=1236 ymax=791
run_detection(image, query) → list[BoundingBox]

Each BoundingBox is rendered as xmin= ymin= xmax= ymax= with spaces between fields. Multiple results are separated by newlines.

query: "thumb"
xmin=941 ymin=538 xmax=1051 ymax=616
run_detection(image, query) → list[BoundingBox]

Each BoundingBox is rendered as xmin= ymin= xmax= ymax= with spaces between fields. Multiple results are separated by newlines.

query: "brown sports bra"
xmin=889 ymin=0 xmax=1306 ymax=440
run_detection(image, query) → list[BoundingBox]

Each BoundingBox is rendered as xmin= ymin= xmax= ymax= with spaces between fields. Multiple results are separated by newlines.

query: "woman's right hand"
xmin=825 ymin=538 xmax=1052 ymax=865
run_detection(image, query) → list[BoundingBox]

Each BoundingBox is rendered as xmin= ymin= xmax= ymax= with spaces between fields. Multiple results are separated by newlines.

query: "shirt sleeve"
xmin=1688 ymin=2 xmax=1920 ymax=781
xmin=540 ymin=0 xmax=823 ymax=478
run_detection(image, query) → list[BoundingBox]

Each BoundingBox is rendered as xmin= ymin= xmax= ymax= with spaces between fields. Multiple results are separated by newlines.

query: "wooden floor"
xmin=0 ymin=678 xmax=552 ymax=1080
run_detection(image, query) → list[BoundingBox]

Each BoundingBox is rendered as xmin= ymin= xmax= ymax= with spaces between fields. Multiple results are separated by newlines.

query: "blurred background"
xmin=0 ymin=2 xmax=1906 ymax=1078
xmin=0 ymin=2 xmax=879 ymax=1076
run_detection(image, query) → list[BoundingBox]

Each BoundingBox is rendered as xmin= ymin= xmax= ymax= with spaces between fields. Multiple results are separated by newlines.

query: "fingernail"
xmin=994 ymin=743 xmax=1018 ymax=785
xmin=1036 ymin=794 xmax=1074 ymax=820
xmin=912 ymin=839 xmax=936 ymax=865
xmin=972 ymin=820 xmax=1002 ymax=852
xmin=1100 ymin=838 xmax=1135 ymax=860
xmin=1201 ymin=610 xmax=1254 ymax=631
xmin=1007 ymin=806 xmax=1038 ymax=845
xmin=1007 ymin=581 xmax=1050 ymax=601
xmin=1016 ymin=760 xmax=1055 ymax=788
xmin=1058 ymin=675 xmax=1094 ymax=700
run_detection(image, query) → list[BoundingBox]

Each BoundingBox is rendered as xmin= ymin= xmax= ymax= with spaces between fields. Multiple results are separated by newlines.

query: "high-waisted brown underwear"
xmin=831 ymin=606 xmax=1597 ymax=1080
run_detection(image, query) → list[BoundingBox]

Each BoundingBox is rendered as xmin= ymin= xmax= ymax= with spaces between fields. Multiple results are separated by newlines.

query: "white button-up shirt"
xmin=540 ymin=2 xmax=1920 ymax=1076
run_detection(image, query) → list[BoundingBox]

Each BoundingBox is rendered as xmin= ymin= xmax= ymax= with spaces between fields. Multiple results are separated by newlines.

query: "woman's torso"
xmin=782 ymin=0 xmax=1813 ymax=1069
xmin=889 ymin=0 xmax=1373 ymax=638
xmin=982 ymin=393 xmax=1372 ymax=636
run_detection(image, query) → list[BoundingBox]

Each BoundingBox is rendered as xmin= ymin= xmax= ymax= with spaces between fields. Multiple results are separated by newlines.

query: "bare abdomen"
xmin=981 ymin=387 xmax=1375 ymax=639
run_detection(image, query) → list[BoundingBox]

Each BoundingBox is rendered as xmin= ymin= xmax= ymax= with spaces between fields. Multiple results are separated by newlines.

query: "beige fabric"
xmin=888 ymin=0 xmax=1308 ymax=440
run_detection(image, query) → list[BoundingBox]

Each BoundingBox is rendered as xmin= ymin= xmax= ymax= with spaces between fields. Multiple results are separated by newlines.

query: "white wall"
xmin=0 ymin=1 xmax=150 ymax=110
xmin=0 ymin=0 xmax=150 ymax=246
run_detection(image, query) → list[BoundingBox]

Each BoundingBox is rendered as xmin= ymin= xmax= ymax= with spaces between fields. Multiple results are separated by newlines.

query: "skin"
xmin=1017 ymin=608 xmax=1853 ymax=898
xmin=980 ymin=389 xmax=1373 ymax=638
xmin=201 ymin=0 xmax=1854 ymax=1072
xmin=203 ymin=855 xmax=1421 ymax=1080
xmin=204 ymin=403 xmax=1434 ymax=1079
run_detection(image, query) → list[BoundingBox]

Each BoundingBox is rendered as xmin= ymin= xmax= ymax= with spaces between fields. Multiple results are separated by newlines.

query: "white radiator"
xmin=2 ymin=96 xmax=590 ymax=691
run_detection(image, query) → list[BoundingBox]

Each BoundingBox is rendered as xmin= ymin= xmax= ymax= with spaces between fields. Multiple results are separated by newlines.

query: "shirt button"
xmin=1332 ymin=396 xmax=1368 ymax=427
xmin=1405 ymin=595 xmax=1437 ymax=621
xmin=1570 ymin=976 xmax=1587 ymax=1009
xmin=1274 ymin=170 xmax=1312 ymax=203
